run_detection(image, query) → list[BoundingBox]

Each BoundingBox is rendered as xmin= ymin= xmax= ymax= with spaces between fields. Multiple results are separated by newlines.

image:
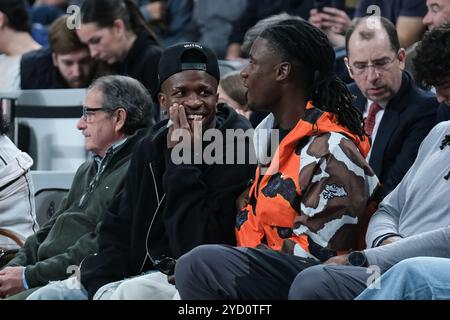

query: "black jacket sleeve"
xmin=161 ymin=136 xmax=256 ymax=257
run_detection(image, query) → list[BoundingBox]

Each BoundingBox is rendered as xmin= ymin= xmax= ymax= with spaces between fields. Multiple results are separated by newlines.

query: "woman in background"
xmin=77 ymin=0 xmax=161 ymax=98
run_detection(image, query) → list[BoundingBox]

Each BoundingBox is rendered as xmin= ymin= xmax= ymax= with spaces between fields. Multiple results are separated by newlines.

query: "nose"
xmin=76 ymin=116 xmax=87 ymax=130
xmin=90 ymin=46 xmax=100 ymax=59
xmin=422 ymin=12 xmax=432 ymax=28
xmin=240 ymin=65 xmax=249 ymax=80
xmin=366 ymin=65 xmax=380 ymax=82
xmin=72 ymin=64 xmax=81 ymax=77
xmin=183 ymin=93 xmax=202 ymax=109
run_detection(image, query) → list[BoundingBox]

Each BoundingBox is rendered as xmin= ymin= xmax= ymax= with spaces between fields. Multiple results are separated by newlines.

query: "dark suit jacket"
xmin=349 ymin=71 xmax=438 ymax=201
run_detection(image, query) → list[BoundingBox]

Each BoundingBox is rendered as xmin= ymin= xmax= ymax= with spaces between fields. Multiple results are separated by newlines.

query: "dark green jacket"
xmin=7 ymin=128 xmax=148 ymax=288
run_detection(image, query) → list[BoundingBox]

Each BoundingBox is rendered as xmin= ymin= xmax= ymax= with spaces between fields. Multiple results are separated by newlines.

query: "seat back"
xmin=0 ymin=89 xmax=88 ymax=171
xmin=31 ymin=171 xmax=75 ymax=227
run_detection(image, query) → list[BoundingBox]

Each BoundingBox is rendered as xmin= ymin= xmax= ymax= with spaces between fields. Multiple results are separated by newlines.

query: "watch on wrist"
xmin=348 ymin=251 xmax=368 ymax=267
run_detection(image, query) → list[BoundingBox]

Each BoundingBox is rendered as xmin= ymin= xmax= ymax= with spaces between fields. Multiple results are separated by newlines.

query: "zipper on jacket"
xmin=138 ymin=162 xmax=166 ymax=273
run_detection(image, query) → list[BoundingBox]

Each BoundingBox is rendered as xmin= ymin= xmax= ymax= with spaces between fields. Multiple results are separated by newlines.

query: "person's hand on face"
xmin=309 ymin=8 xmax=351 ymax=34
xmin=167 ymin=103 xmax=202 ymax=149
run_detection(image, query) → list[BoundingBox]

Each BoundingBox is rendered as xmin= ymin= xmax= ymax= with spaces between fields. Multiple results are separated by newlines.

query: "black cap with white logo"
xmin=157 ymin=42 xmax=220 ymax=90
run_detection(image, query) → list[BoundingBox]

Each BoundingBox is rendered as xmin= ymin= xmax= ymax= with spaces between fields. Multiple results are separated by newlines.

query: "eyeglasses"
xmin=349 ymin=55 xmax=398 ymax=76
xmin=153 ymin=257 xmax=176 ymax=276
xmin=81 ymin=106 xmax=108 ymax=122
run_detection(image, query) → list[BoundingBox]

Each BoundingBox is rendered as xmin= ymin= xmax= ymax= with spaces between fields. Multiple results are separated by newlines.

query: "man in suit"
xmin=344 ymin=16 xmax=438 ymax=202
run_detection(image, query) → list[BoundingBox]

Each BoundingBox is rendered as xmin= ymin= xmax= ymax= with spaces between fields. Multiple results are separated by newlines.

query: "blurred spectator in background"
xmin=191 ymin=0 xmax=247 ymax=59
xmin=310 ymin=0 xmax=427 ymax=49
xmin=413 ymin=21 xmax=450 ymax=122
xmin=77 ymin=0 xmax=161 ymax=99
xmin=135 ymin=0 xmax=194 ymax=46
xmin=240 ymin=13 xmax=304 ymax=57
xmin=218 ymin=71 xmax=251 ymax=120
xmin=30 ymin=0 xmax=67 ymax=26
xmin=423 ymin=0 xmax=450 ymax=30
xmin=0 ymin=0 xmax=41 ymax=91
xmin=21 ymin=15 xmax=96 ymax=89
xmin=406 ymin=0 xmax=450 ymax=80
xmin=226 ymin=0 xmax=315 ymax=60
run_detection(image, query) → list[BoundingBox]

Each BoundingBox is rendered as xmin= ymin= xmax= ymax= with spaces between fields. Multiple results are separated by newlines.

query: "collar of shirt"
xmin=93 ymin=138 xmax=127 ymax=173
xmin=364 ymin=99 xmax=387 ymax=117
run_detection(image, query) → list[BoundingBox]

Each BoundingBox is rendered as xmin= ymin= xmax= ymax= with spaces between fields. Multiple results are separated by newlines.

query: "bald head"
xmin=345 ymin=16 xmax=400 ymax=58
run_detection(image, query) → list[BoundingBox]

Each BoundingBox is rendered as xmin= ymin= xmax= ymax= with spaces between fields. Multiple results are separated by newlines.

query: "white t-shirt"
xmin=0 ymin=54 xmax=21 ymax=92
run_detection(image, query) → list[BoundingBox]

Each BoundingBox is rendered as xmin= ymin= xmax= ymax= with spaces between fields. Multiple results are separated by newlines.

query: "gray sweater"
xmin=364 ymin=121 xmax=450 ymax=272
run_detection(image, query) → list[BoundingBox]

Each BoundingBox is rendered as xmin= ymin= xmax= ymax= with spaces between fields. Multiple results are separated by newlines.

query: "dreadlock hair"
xmin=259 ymin=19 xmax=365 ymax=138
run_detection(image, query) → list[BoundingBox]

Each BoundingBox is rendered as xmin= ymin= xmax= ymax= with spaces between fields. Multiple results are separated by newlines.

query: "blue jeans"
xmin=27 ymin=277 xmax=88 ymax=300
xmin=356 ymin=257 xmax=450 ymax=300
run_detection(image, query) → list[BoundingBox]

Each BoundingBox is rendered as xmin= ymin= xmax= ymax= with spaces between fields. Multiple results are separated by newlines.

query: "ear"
xmin=158 ymin=92 xmax=168 ymax=113
xmin=397 ymin=48 xmax=406 ymax=71
xmin=114 ymin=108 xmax=127 ymax=132
xmin=112 ymin=19 xmax=126 ymax=36
xmin=276 ymin=62 xmax=291 ymax=81
xmin=344 ymin=57 xmax=354 ymax=80
xmin=51 ymin=53 xmax=59 ymax=67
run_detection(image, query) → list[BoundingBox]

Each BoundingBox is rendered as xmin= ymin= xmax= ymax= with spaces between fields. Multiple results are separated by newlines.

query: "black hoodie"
xmin=80 ymin=105 xmax=256 ymax=298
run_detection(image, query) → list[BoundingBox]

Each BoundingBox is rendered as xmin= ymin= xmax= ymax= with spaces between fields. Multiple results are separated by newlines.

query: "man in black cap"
xmin=27 ymin=42 xmax=256 ymax=300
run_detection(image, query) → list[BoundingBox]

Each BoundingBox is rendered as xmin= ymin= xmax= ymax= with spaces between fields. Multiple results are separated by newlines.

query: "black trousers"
xmin=175 ymin=244 xmax=319 ymax=300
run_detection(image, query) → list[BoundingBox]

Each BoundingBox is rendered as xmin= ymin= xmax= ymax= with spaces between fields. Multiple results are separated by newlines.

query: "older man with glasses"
xmin=0 ymin=75 xmax=152 ymax=299
xmin=343 ymin=16 xmax=438 ymax=204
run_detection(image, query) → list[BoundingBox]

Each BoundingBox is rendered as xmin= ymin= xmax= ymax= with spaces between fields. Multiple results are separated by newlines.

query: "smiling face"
xmin=346 ymin=26 xmax=405 ymax=104
xmin=158 ymin=70 xmax=219 ymax=130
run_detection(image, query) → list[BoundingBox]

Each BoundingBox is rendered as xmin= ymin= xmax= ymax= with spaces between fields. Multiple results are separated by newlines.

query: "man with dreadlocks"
xmin=285 ymin=23 xmax=450 ymax=301
xmin=174 ymin=19 xmax=379 ymax=300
